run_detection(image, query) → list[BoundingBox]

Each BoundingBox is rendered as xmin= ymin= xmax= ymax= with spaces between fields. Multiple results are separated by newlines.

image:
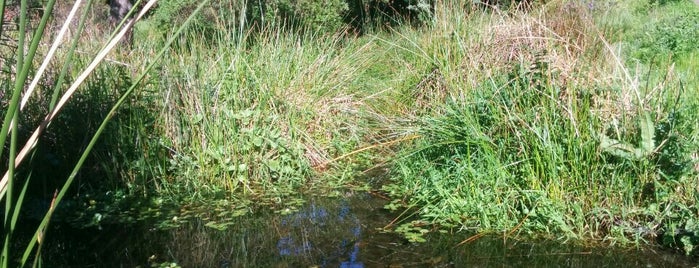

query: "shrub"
xmin=141 ymin=0 xmax=438 ymax=41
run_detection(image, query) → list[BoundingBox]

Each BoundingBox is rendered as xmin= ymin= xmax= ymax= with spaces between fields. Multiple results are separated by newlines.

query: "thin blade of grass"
xmin=18 ymin=0 xmax=211 ymax=264
xmin=0 ymin=1 xmax=6 ymax=37
xmin=0 ymin=0 xmax=155 ymax=199
xmin=48 ymin=0 xmax=96 ymax=110
xmin=19 ymin=0 xmax=83 ymax=110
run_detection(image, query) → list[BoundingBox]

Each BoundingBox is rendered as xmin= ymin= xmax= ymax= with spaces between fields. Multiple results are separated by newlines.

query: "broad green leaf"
xmin=639 ymin=112 xmax=655 ymax=156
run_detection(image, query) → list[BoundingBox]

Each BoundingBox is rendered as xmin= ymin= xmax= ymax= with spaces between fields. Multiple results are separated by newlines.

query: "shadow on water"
xmin=26 ymin=192 xmax=699 ymax=267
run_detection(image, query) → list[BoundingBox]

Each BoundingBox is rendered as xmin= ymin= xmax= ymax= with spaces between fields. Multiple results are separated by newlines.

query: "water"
xmin=26 ymin=193 xmax=699 ymax=267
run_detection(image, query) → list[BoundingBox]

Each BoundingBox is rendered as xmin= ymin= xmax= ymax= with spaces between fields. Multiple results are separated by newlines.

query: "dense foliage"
xmin=140 ymin=0 xmax=437 ymax=37
xmin=2 ymin=0 xmax=698 ymax=266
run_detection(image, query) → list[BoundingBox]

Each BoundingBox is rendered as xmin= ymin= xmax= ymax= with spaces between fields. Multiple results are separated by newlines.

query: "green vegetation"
xmin=1 ymin=0 xmax=207 ymax=265
xmin=2 ymin=0 xmax=698 ymax=265
xmin=382 ymin=0 xmax=698 ymax=253
xmin=380 ymin=0 xmax=698 ymax=253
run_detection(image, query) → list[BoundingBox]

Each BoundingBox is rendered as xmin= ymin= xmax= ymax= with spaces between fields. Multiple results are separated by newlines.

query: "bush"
xmin=141 ymin=0 xmax=437 ymax=41
xmin=252 ymin=0 xmax=349 ymax=32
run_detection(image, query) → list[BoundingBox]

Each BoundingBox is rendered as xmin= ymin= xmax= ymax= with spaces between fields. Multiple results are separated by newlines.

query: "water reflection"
xmin=276 ymin=201 xmax=364 ymax=267
xmin=34 ymin=193 xmax=698 ymax=267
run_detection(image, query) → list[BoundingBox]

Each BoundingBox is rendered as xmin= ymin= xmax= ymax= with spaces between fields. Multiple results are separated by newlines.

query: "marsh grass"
xmin=0 ymin=0 xmax=212 ymax=265
xmin=126 ymin=0 xmax=419 ymax=202
xmin=377 ymin=0 xmax=699 ymax=252
xmin=4 ymin=0 xmax=698 ymax=264
xmin=97 ymin=0 xmax=697 ymax=252
xmin=151 ymin=30 xmax=380 ymax=202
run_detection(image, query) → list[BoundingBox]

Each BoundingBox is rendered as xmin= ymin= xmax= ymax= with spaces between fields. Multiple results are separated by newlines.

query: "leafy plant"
xmin=600 ymin=112 xmax=656 ymax=160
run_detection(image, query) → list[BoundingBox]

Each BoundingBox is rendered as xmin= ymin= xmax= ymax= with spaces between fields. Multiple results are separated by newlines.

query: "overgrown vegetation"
xmin=380 ymin=0 xmax=698 ymax=254
xmin=2 ymin=0 xmax=698 ymax=266
xmin=1 ymin=0 xmax=205 ymax=265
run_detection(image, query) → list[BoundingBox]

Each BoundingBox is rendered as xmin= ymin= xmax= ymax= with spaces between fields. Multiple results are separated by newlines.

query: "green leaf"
xmin=267 ymin=160 xmax=280 ymax=172
xmin=204 ymin=221 xmax=228 ymax=231
xmin=252 ymin=136 xmax=264 ymax=147
xmin=234 ymin=109 xmax=254 ymax=119
xmin=639 ymin=112 xmax=655 ymax=156
xmin=237 ymin=164 xmax=248 ymax=171
xmin=600 ymin=134 xmax=636 ymax=159
xmin=192 ymin=113 xmax=204 ymax=124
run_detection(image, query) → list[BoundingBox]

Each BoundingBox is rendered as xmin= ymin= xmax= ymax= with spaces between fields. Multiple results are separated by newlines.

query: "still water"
xmin=34 ymin=193 xmax=698 ymax=267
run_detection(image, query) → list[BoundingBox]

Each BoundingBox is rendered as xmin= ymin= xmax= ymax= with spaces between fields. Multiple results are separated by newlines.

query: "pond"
xmin=23 ymin=192 xmax=699 ymax=267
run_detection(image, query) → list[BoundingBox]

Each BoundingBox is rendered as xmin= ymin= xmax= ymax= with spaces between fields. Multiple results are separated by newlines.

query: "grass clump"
xmin=144 ymin=29 xmax=382 ymax=204
xmin=379 ymin=0 xmax=699 ymax=253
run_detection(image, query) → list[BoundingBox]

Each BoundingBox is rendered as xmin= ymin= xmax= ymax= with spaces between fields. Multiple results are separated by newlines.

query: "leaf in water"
xmin=384 ymin=202 xmax=401 ymax=211
xmin=232 ymin=208 xmax=248 ymax=217
xmin=406 ymin=232 xmax=427 ymax=243
xmin=681 ymin=236 xmax=694 ymax=255
xmin=279 ymin=207 xmax=298 ymax=215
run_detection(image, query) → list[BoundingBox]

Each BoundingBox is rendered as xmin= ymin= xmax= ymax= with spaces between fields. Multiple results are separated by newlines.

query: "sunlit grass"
xmin=3 ymin=0 xmax=698 ymax=264
xmin=1 ymin=0 xmax=210 ymax=265
xmin=97 ymin=0 xmax=698 ymax=251
xmin=377 ymin=0 xmax=699 ymax=251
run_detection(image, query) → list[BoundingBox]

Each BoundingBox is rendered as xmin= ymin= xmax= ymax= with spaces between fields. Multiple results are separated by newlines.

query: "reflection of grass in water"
xmin=134 ymin=197 xmax=376 ymax=267
xmin=440 ymin=234 xmax=695 ymax=267
xmin=35 ymin=195 xmax=696 ymax=267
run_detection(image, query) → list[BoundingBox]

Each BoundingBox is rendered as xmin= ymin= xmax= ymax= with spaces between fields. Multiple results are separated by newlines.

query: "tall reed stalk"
xmin=0 ymin=0 xmax=209 ymax=266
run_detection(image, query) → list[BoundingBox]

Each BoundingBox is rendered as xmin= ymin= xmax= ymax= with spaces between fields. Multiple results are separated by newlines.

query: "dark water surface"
xmin=32 ymin=193 xmax=698 ymax=267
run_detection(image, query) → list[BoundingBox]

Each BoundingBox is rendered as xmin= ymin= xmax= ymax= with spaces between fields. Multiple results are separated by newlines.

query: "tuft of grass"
xmin=143 ymin=27 xmax=378 ymax=203
xmin=378 ymin=0 xmax=699 ymax=253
